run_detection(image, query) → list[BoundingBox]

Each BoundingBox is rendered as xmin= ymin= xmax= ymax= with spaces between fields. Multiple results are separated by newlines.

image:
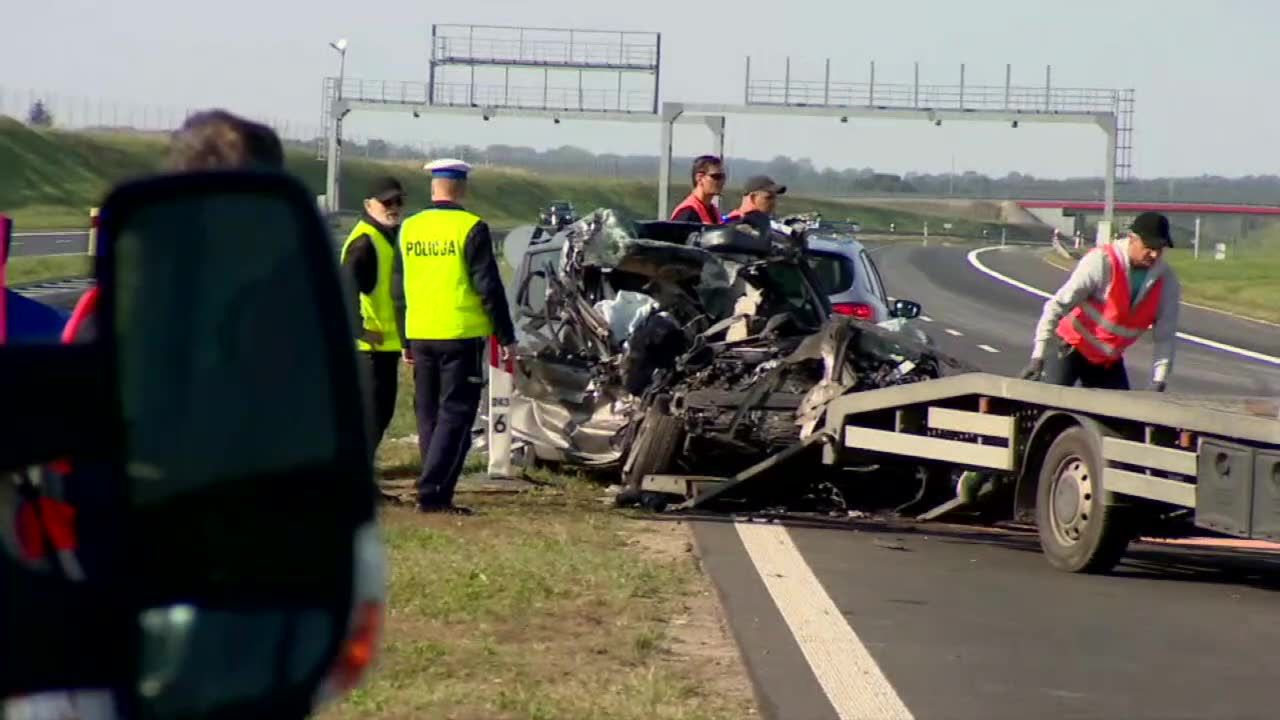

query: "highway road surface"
xmin=693 ymin=517 xmax=1279 ymax=720
xmin=7 ymin=230 xmax=89 ymax=257
xmin=687 ymin=240 xmax=1280 ymax=720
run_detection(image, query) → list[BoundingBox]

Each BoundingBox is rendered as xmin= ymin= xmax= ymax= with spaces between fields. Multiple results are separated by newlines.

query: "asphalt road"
xmin=8 ymin=231 xmax=89 ymax=257
xmin=871 ymin=242 xmax=1280 ymax=396
xmin=692 ymin=517 xmax=1280 ymax=720
xmin=687 ymin=240 xmax=1280 ymax=720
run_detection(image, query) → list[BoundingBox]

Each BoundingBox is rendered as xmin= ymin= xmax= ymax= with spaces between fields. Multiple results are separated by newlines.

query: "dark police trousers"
xmin=411 ymin=338 xmax=485 ymax=507
xmin=1041 ymin=339 xmax=1130 ymax=390
xmin=359 ymin=350 xmax=400 ymax=457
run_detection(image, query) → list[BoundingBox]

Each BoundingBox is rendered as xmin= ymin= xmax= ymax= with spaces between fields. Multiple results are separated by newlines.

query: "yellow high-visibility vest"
xmin=399 ymin=207 xmax=493 ymax=340
xmin=341 ymin=220 xmax=402 ymax=352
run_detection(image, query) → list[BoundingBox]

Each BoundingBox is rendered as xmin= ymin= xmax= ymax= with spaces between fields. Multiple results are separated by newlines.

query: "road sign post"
xmin=487 ymin=336 xmax=515 ymax=479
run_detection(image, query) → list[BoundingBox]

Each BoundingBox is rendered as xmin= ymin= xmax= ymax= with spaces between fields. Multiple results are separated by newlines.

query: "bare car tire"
xmin=622 ymin=404 xmax=684 ymax=495
xmin=1035 ymin=425 xmax=1134 ymax=574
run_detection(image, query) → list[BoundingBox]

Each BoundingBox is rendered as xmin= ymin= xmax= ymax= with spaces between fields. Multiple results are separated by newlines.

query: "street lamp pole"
xmin=326 ymin=38 xmax=349 ymax=214
xmin=329 ymin=38 xmax=348 ymax=97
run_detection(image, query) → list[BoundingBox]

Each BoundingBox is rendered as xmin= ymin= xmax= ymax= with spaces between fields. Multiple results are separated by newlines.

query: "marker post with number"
xmin=487 ymin=336 xmax=515 ymax=479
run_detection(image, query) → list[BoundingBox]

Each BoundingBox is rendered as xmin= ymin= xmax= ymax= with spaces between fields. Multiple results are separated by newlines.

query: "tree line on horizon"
xmin=327 ymin=137 xmax=1280 ymax=205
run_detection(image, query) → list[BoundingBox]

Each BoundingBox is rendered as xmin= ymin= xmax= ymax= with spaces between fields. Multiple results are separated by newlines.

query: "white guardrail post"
xmin=487 ymin=336 xmax=515 ymax=479
xmin=88 ymin=207 xmax=100 ymax=256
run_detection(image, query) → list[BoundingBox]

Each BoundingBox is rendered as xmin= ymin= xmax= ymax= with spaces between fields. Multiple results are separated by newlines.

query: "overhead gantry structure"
xmin=656 ymin=60 xmax=1134 ymax=241
xmin=321 ymin=34 xmax=1134 ymax=236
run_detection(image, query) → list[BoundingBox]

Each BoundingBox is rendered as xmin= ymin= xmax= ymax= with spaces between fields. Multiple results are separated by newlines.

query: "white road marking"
xmin=978 ymin=344 xmax=1000 ymax=353
xmin=967 ymin=247 xmax=1280 ymax=368
xmin=12 ymin=231 xmax=89 ymax=238
xmin=945 ymin=328 xmax=964 ymax=337
xmin=736 ymin=522 xmax=915 ymax=720
xmin=919 ymin=315 xmax=933 ymax=323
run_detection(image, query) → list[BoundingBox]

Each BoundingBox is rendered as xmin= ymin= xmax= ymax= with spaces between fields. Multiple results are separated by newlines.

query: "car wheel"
xmin=621 ymin=403 xmax=685 ymax=493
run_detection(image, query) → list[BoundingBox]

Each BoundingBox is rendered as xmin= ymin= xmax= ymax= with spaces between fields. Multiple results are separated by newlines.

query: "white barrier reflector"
xmin=487 ymin=336 xmax=515 ymax=479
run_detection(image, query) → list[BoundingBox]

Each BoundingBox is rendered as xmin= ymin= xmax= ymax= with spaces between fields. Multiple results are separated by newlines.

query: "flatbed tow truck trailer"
xmin=645 ymin=372 xmax=1280 ymax=574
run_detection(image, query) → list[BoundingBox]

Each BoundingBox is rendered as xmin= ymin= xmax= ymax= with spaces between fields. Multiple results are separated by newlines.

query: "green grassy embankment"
xmin=3 ymin=117 xmax=1024 ymax=238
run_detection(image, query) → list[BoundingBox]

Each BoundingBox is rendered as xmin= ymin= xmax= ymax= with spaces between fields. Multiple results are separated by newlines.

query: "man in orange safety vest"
xmin=1021 ymin=212 xmax=1182 ymax=392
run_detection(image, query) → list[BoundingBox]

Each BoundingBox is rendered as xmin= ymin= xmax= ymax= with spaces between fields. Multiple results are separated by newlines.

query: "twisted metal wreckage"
xmin=505 ymin=209 xmax=976 ymax=511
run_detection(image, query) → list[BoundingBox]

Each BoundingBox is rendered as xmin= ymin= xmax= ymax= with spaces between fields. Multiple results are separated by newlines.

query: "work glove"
xmin=1018 ymin=358 xmax=1044 ymax=381
xmin=1148 ymin=380 xmax=1167 ymax=393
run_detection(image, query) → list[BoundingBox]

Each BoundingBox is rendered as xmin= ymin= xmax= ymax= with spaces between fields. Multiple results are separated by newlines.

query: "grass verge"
xmin=5 ymin=254 xmax=91 ymax=285
xmin=1044 ymin=248 xmax=1280 ymax=324
xmin=320 ymin=369 xmax=757 ymax=720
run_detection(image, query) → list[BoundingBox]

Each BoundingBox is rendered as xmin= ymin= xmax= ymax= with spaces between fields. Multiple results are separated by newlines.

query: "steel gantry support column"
xmin=325 ymin=98 xmax=350 ymax=214
xmin=657 ymin=102 xmax=685 ymax=219
xmin=1099 ymin=114 xmax=1118 ymax=246
xmin=705 ymin=115 xmax=726 ymax=160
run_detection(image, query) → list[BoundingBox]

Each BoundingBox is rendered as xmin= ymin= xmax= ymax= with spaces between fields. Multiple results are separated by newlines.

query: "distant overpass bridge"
xmin=1012 ymin=199 xmax=1280 ymax=237
xmin=1017 ymin=200 xmax=1280 ymax=216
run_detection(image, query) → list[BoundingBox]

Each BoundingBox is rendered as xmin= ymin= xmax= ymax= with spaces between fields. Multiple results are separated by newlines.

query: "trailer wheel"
xmin=621 ymin=404 xmax=685 ymax=503
xmin=1035 ymin=426 xmax=1133 ymax=573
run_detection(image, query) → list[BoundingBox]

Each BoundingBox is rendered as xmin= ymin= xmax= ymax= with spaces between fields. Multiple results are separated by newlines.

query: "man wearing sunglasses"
xmin=341 ymin=175 xmax=407 ymax=456
xmin=670 ymin=154 xmax=726 ymax=224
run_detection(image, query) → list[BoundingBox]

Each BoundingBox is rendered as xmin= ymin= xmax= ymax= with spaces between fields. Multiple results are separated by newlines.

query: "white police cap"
xmin=423 ymin=158 xmax=471 ymax=179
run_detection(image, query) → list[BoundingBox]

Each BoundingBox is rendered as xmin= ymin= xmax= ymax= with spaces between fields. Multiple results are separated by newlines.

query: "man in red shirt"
xmin=670 ymin=155 xmax=726 ymax=224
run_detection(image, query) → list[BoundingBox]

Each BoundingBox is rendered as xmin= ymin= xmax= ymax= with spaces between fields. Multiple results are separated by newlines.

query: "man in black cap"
xmin=340 ymin=176 xmax=407 ymax=457
xmin=1021 ymin=211 xmax=1182 ymax=391
xmin=725 ymin=175 xmax=786 ymax=233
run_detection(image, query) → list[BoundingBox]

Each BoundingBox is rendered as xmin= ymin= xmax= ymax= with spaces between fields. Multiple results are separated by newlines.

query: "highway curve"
xmin=869 ymin=241 xmax=1280 ymax=396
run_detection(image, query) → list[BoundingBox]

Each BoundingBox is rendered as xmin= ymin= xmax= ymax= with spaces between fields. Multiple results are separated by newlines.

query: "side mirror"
xmin=0 ymin=170 xmax=384 ymax=719
xmin=891 ymin=299 xmax=922 ymax=320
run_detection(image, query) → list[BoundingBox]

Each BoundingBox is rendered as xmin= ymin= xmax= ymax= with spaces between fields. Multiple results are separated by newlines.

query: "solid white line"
xmin=945 ymin=328 xmax=964 ymax=337
xmin=978 ymin=344 xmax=1000 ymax=353
xmin=12 ymin=231 xmax=88 ymax=238
xmin=736 ymin=522 xmax=915 ymax=720
xmin=966 ymin=247 xmax=1280 ymax=368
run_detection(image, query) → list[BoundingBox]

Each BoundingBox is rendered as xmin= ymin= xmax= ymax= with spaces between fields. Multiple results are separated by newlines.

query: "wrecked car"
xmin=501 ymin=209 xmax=971 ymax=504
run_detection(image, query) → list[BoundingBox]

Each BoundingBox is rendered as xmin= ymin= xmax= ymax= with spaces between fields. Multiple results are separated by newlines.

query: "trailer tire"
xmin=1035 ymin=426 xmax=1133 ymax=574
xmin=622 ymin=404 xmax=685 ymax=493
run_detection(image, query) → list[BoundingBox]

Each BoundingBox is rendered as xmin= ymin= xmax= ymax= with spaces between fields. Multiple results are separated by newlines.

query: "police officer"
xmin=341 ymin=176 xmax=406 ymax=456
xmin=1021 ymin=211 xmax=1182 ymax=391
xmin=393 ymin=159 xmax=516 ymax=515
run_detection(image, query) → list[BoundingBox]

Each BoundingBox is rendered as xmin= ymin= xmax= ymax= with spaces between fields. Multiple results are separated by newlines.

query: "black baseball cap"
xmin=1130 ymin=211 xmax=1173 ymax=248
xmin=743 ymin=175 xmax=786 ymax=195
xmin=367 ymin=176 xmax=406 ymax=203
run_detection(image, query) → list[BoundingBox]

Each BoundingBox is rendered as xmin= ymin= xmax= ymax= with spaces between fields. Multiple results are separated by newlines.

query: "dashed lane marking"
xmin=978 ymin=344 xmax=1000 ymax=353
xmin=944 ymin=328 xmax=964 ymax=337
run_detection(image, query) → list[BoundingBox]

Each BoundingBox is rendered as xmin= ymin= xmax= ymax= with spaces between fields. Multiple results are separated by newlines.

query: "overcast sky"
xmin=3 ymin=0 xmax=1276 ymax=179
